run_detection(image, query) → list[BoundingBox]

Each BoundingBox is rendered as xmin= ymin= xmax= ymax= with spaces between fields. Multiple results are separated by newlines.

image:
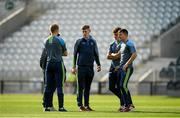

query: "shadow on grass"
xmin=132 ymin=110 xmax=180 ymax=114
xmin=68 ymin=110 xmax=180 ymax=114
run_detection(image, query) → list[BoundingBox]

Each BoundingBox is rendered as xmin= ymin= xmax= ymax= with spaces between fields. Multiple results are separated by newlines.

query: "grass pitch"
xmin=0 ymin=94 xmax=180 ymax=118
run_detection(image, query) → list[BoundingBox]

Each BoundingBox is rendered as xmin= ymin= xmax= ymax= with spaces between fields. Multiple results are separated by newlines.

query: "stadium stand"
xmin=157 ymin=56 xmax=180 ymax=96
xmin=159 ymin=56 xmax=180 ymax=79
xmin=0 ymin=0 xmax=180 ymax=93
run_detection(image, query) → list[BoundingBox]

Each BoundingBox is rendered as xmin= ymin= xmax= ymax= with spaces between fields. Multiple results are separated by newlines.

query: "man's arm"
xmin=40 ymin=48 xmax=47 ymax=70
xmin=123 ymin=42 xmax=137 ymax=71
xmin=72 ymin=40 xmax=80 ymax=68
xmin=126 ymin=52 xmax=137 ymax=65
xmin=107 ymin=51 xmax=120 ymax=60
xmin=94 ymin=40 xmax=101 ymax=72
xmin=107 ymin=43 xmax=120 ymax=60
xmin=61 ymin=40 xmax=68 ymax=56
xmin=94 ymin=40 xmax=101 ymax=66
xmin=58 ymin=38 xmax=68 ymax=56
xmin=71 ymin=40 xmax=80 ymax=74
xmin=63 ymin=50 xmax=68 ymax=56
xmin=123 ymin=52 xmax=137 ymax=71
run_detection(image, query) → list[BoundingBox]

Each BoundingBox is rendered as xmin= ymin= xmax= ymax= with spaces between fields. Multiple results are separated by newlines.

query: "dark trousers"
xmin=77 ymin=66 xmax=94 ymax=107
xmin=119 ymin=67 xmax=133 ymax=107
xmin=42 ymin=70 xmax=56 ymax=108
xmin=43 ymin=62 xmax=65 ymax=108
xmin=109 ymin=69 xmax=124 ymax=106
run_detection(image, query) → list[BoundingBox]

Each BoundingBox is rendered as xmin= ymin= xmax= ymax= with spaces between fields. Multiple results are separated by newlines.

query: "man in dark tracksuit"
xmin=40 ymin=47 xmax=55 ymax=109
xmin=42 ymin=24 xmax=68 ymax=112
xmin=40 ymin=34 xmax=66 ymax=110
xmin=118 ymin=29 xmax=137 ymax=112
xmin=107 ymin=27 xmax=124 ymax=110
xmin=71 ymin=25 xmax=101 ymax=111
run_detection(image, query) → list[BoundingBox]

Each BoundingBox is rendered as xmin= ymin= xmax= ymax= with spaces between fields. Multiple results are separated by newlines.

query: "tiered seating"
xmin=159 ymin=57 xmax=180 ymax=90
xmin=0 ymin=0 xmax=180 ymax=80
xmin=159 ymin=57 xmax=180 ymax=79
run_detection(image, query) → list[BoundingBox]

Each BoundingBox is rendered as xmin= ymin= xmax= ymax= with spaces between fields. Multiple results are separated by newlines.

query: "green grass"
xmin=0 ymin=94 xmax=180 ymax=118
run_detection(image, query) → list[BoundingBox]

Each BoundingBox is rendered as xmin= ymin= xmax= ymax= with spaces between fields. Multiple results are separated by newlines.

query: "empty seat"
xmin=167 ymin=80 xmax=175 ymax=90
xmin=168 ymin=61 xmax=176 ymax=68
xmin=176 ymin=57 xmax=180 ymax=66
xmin=159 ymin=68 xmax=168 ymax=78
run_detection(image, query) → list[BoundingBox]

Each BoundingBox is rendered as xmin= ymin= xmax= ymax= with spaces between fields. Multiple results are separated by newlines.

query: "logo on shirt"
xmin=90 ymin=42 xmax=94 ymax=46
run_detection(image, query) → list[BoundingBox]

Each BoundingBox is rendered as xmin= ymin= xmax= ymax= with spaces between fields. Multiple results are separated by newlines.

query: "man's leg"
xmin=54 ymin=62 xmax=66 ymax=111
xmin=109 ymin=71 xmax=121 ymax=99
xmin=116 ymin=71 xmax=124 ymax=106
xmin=49 ymin=79 xmax=56 ymax=107
xmin=77 ymin=67 xmax=85 ymax=107
xmin=119 ymin=68 xmax=133 ymax=112
xmin=43 ymin=63 xmax=55 ymax=109
xmin=84 ymin=67 xmax=94 ymax=111
xmin=119 ymin=69 xmax=128 ymax=107
xmin=42 ymin=70 xmax=46 ymax=108
xmin=125 ymin=68 xmax=133 ymax=106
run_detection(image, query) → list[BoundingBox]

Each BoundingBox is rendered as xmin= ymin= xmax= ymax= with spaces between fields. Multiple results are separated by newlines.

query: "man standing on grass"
xmin=71 ymin=25 xmax=101 ymax=111
xmin=40 ymin=33 xmax=67 ymax=111
xmin=107 ymin=27 xmax=124 ymax=111
xmin=118 ymin=29 xmax=137 ymax=112
xmin=42 ymin=24 xmax=67 ymax=112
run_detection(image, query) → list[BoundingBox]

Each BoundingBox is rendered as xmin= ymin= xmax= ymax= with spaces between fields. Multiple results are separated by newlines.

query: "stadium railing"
xmin=0 ymin=79 xmax=43 ymax=94
xmin=98 ymin=73 xmax=108 ymax=94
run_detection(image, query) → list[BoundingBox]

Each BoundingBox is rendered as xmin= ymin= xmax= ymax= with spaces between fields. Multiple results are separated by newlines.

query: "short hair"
xmin=120 ymin=29 xmax=128 ymax=36
xmin=82 ymin=25 xmax=90 ymax=30
xmin=113 ymin=27 xmax=121 ymax=33
xmin=50 ymin=24 xmax=59 ymax=33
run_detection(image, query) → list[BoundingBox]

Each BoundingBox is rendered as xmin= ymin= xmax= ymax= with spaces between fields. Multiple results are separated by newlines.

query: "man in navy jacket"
xmin=71 ymin=25 xmax=101 ymax=111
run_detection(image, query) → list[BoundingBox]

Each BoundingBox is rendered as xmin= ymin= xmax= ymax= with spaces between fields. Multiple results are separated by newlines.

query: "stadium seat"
xmin=174 ymin=81 xmax=180 ymax=90
xmin=167 ymin=67 xmax=175 ymax=78
xmin=176 ymin=56 xmax=180 ymax=66
xmin=168 ymin=61 xmax=176 ymax=68
xmin=176 ymin=67 xmax=180 ymax=78
xmin=159 ymin=67 xmax=168 ymax=78
xmin=167 ymin=80 xmax=175 ymax=90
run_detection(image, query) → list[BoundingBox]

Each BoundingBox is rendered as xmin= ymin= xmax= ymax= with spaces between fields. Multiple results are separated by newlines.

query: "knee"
xmin=119 ymin=84 xmax=124 ymax=90
xmin=78 ymin=87 xmax=83 ymax=93
xmin=120 ymin=84 xmax=128 ymax=92
xmin=44 ymin=87 xmax=52 ymax=93
xmin=56 ymin=87 xmax=63 ymax=94
xmin=84 ymin=86 xmax=91 ymax=92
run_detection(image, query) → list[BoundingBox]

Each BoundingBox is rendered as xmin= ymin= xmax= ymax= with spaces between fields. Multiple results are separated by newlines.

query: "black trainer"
xmin=59 ymin=107 xmax=67 ymax=112
xmin=44 ymin=107 xmax=57 ymax=112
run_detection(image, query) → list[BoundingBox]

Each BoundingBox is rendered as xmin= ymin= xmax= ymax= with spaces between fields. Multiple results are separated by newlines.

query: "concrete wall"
xmin=0 ymin=0 xmax=39 ymax=42
xmin=160 ymin=22 xmax=180 ymax=57
xmin=0 ymin=7 xmax=26 ymax=42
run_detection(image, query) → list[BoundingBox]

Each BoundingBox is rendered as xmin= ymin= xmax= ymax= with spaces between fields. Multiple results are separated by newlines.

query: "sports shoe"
xmin=79 ymin=106 xmax=87 ymax=112
xmin=85 ymin=106 xmax=95 ymax=111
xmin=119 ymin=107 xmax=130 ymax=112
xmin=118 ymin=106 xmax=125 ymax=111
xmin=59 ymin=107 xmax=67 ymax=112
xmin=44 ymin=107 xmax=57 ymax=112
xmin=128 ymin=104 xmax=135 ymax=111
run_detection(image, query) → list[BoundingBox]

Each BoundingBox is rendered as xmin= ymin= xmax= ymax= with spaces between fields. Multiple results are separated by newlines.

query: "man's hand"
xmin=111 ymin=53 xmax=116 ymax=56
xmin=71 ymin=67 xmax=77 ymax=75
xmin=97 ymin=65 xmax=101 ymax=72
xmin=123 ymin=64 xmax=128 ymax=71
xmin=107 ymin=52 xmax=120 ymax=60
